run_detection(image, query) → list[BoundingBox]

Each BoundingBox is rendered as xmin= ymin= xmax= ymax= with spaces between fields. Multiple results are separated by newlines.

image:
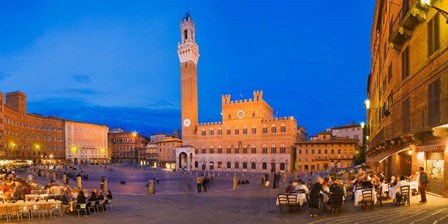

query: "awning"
xmin=366 ymin=145 xmax=412 ymax=163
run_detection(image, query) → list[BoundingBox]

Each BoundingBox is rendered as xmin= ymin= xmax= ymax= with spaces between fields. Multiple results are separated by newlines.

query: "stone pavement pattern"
xmin=11 ymin=166 xmax=448 ymax=224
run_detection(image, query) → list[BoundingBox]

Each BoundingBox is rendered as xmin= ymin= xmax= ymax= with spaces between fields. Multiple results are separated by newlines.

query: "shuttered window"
xmin=428 ymin=78 xmax=440 ymax=126
xmin=428 ymin=14 xmax=440 ymax=57
xmin=401 ymin=47 xmax=410 ymax=80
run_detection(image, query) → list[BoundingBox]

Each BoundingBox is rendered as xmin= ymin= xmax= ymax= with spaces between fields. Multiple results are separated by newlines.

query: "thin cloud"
xmin=72 ymin=74 xmax=90 ymax=84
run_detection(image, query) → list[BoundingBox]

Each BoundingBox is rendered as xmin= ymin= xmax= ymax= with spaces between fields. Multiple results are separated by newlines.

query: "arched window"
xmin=217 ymin=146 xmax=222 ymax=154
xmin=234 ymin=162 xmax=239 ymax=169
xmin=195 ymin=161 xmax=198 ymax=168
xmin=262 ymin=162 xmax=267 ymax=170
xmin=201 ymin=147 xmax=206 ymax=154
xmin=184 ymin=29 xmax=188 ymax=40
xmin=226 ymin=127 xmax=231 ymax=135
xmin=234 ymin=126 xmax=239 ymax=135
xmin=226 ymin=146 xmax=231 ymax=154
xmin=243 ymin=162 xmax=248 ymax=169
xmin=271 ymin=125 xmax=277 ymax=133
xmin=280 ymin=144 xmax=286 ymax=154
xmin=194 ymin=148 xmax=198 ymax=154
xmin=242 ymin=145 xmax=248 ymax=154
xmin=280 ymin=162 xmax=286 ymax=171
xmin=242 ymin=126 xmax=248 ymax=135
xmin=262 ymin=145 xmax=268 ymax=154
xmin=217 ymin=127 xmax=222 ymax=135
xmin=234 ymin=146 xmax=239 ymax=154
xmin=251 ymin=145 xmax=256 ymax=154
xmin=280 ymin=124 xmax=286 ymax=133
xmin=271 ymin=144 xmax=277 ymax=154
xmin=209 ymin=146 xmax=214 ymax=154
xmin=251 ymin=162 xmax=256 ymax=169
xmin=262 ymin=125 xmax=268 ymax=134
xmin=209 ymin=128 xmax=214 ymax=136
xmin=251 ymin=126 xmax=257 ymax=134
xmin=201 ymin=128 xmax=206 ymax=136
xmin=227 ymin=161 xmax=231 ymax=168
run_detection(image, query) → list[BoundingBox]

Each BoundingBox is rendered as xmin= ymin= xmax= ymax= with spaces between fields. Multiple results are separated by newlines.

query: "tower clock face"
xmin=183 ymin=118 xmax=191 ymax=127
xmin=237 ymin=110 xmax=245 ymax=119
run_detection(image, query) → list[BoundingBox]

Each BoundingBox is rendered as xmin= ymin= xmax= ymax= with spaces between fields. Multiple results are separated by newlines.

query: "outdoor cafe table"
xmin=354 ymin=189 xmax=377 ymax=206
xmin=275 ymin=193 xmax=307 ymax=206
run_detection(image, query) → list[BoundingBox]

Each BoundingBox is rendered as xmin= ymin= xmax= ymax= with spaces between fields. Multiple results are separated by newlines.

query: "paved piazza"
xmin=10 ymin=165 xmax=448 ymax=224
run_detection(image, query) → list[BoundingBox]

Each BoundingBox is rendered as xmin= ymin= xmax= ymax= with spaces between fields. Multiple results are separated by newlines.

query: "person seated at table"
xmin=361 ymin=176 xmax=373 ymax=189
xmin=97 ymin=191 xmax=105 ymax=200
xmin=61 ymin=188 xmax=72 ymax=205
xmin=296 ymin=180 xmax=309 ymax=194
xmin=394 ymin=175 xmax=410 ymax=204
xmin=106 ymin=190 xmax=113 ymax=200
xmin=13 ymin=181 xmax=25 ymax=200
xmin=88 ymin=189 xmax=97 ymax=202
xmin=330 ymin=180 xmax=345 ymax=196
xmin=389 ymin=176 xmax=397 ymax=186
xmin=285 ymin=181 xmax=296 ymax=193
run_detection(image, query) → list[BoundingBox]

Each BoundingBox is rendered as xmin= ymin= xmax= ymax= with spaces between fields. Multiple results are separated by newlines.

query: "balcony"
xmin=368 ymin=96 xmax=448 ymax=151
xmin=389 ymin=0 xmax=427 ymax=50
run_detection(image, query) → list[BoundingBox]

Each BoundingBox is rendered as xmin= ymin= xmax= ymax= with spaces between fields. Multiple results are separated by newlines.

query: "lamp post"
xmin=421 ymin=0 xmax=448 ymax=23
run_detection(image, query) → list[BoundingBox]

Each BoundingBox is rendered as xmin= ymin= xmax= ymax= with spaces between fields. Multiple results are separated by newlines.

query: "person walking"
xmin=202 ymin=175 xmax=208 ymax=192
xmin=196 ymin=175 xmax=202 ymax=193
xmin=418 ymin=167 xmax=428 ymax=203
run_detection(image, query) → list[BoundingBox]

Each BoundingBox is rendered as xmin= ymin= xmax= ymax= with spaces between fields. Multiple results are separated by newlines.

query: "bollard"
xmin=283 ymin=172 xmax=287 ymax=184
xmin=148 ymin=180 xmax=154 ymax=194
xmin=103 ymin=179 xmax=108 ymax=192
xmin=233 ymin=176 xmax=238 ymax=190
xmin=63 ymin=174 xmax=67 ymax=184
xmin=77 ymin=176 xmax=82 ymax=189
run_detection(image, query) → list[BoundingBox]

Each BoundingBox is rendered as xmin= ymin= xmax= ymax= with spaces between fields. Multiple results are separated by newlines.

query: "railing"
xmin=389 ymin=0 xmax=415 ymax=40
xmin=368 ymin=96 xmax=448 ymax=150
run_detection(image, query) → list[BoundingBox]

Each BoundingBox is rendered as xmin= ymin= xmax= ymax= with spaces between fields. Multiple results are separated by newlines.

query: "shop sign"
xmin=416 ymin=145 xmax=444 ymax=152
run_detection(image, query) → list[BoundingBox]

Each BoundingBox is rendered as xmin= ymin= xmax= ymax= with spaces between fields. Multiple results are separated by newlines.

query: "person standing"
xmin=418 ymin=167 xmax=428 ymax=203
xmin=202 ymin=175 xmax=208 ymax=192
xmin=196 ymin=175 xmax=202 ymax=193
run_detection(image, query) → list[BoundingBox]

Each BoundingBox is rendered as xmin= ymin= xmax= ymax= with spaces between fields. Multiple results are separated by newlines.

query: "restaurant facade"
xmin=366 ymin=0 xmax=448 ymax=197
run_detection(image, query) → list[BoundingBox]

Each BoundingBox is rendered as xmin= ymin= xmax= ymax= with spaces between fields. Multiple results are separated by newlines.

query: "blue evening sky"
xmin=0 ymin=0 xmax=375 ymax=137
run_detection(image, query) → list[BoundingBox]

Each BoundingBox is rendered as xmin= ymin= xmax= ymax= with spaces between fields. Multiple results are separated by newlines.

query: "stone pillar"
xmin=103 ymin=179 xmax=108 ymax=192
xmin=187 ymin=155 xmax=191 ymax=171
xmin=175 ymin=152 xmax=179 ymax=171
xmin=63 ymin=174 xmax=67 ymax=184
xmin=77 ymin=176 xmax=82 ymax=189
xmin=233 ymin=176 xmax=238 ymax=190
xmin=148 ymin=180 xmax=154 ymax=194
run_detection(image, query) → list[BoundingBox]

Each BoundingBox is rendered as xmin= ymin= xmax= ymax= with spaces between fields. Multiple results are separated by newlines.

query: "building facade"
xmin=0 ymin=91 xmax=65 ymax=164
xmin=296 ymin=132 xmax=358 ymax=172
xmin=109 ymin=131 xmax=149 ymax=165
xmin=367 ymin=0 xmax=448 ymax=197
xmin=175 ymin=13 xmax=304 ymax=173
xmin=330 ymin=122 xmax=364 ymax=146
xmin=65 ymin=121 xmax=109 ymax=165
xmin=159 ymin=137 xmax=182 ymax=170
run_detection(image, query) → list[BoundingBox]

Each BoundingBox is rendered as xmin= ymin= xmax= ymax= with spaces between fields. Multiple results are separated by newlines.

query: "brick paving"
xmin=8 ymin=165 xmax=448 ymax=224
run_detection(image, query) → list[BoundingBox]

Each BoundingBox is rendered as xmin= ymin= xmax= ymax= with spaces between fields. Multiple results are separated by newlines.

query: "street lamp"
xmin=421 ymin=0 xmax=448 ymax=23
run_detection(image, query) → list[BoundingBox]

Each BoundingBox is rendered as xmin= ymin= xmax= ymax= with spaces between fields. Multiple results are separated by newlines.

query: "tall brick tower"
xmin=178 ymin=12 xmax=199 ymax=141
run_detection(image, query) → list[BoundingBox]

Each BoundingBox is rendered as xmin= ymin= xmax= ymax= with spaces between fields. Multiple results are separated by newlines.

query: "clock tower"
xmin=178 ymin=12 xmax=199 ymax=140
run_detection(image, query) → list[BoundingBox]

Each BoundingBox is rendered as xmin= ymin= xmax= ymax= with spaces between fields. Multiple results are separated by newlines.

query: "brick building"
xmin=175 ymin=13 xmax=306 ymax=173
xmin=0 ymin=91 xmax=65 ymax=164
xmin=296 ymin=132 xmax=358 ymax=172
xmin=109 ymin=130 xmax=149 ymax=165
xmin=65 ymin=121 xmax=109 ymax=165
xmin=367 ymin=0 xmax=448 ymax=196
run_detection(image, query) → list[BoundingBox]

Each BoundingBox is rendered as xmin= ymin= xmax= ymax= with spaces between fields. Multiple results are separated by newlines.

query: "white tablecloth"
xmin=409 ymin=181 xmax=418 ymax=192
xmin=354 ymin=189 xmax=377 ymax=206
xmin=276 ymin=193 xmax=307 ymax=206
xmin=380 ymin=184 xmax=389 ymax=196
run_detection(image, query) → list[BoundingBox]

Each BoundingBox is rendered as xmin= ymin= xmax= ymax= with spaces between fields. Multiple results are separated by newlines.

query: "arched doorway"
xmin=178 ymin=152 xmax=188 ymax=171
xmin=271 ymin=161 xmax=276 ymax=172
xmin=202 ymin=161 xmax=206 ymax=171
xmin=210 ymin=161 xmax=214 ymax=170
